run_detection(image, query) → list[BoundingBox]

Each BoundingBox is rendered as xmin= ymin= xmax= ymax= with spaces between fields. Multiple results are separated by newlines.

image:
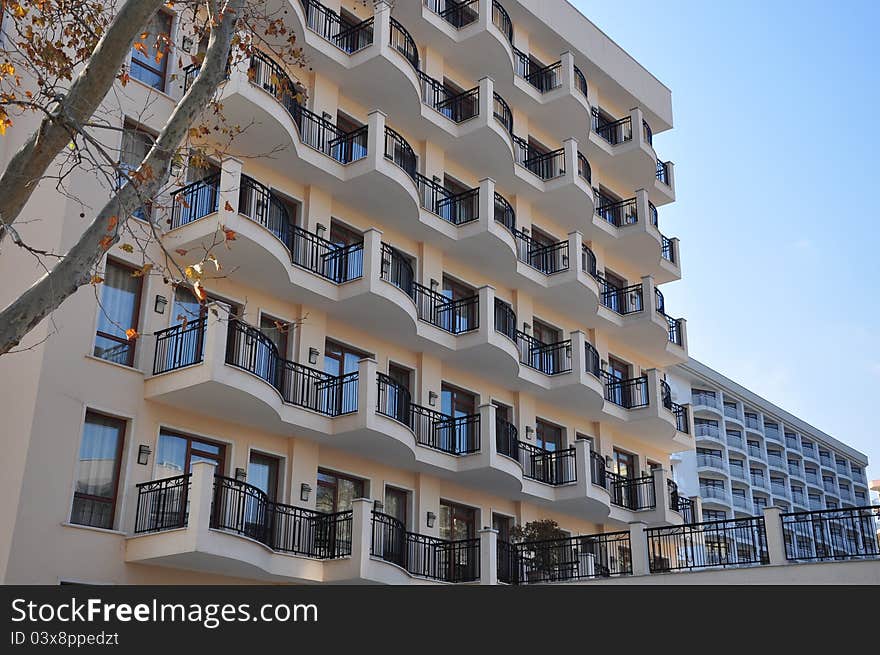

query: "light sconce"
xmin=374 ymin=500 xmax=384 ymax=513
xmin=308 ymin=347 xmax=320 ymax=365
xmin=605 ymin=455 xmax=614 ymax=469
xmin=523 ymin=323 xmax=531 ymax=334
xmin=562 ymin=254 xmax=569 ymax=268
xmin=235 ymin=467 xmax=247 ymax=482
xmin=430 ymin=278 xmax=439 ymax=290
xmin=300 ymin=483 xmax=312 ymax=502
xmin=316 ymin=223 xmax=326 ymax=237
xmin=426 ymin=511 xmax=436 ymax=529
xmin=525 ymin=426 xmax=534 ymax=440
xmin=181 ymin=36 xmax=194 ymax=53
xmin=428 ymin=391 xmax=438 ymax=407
xmin=154 ymin=295 xmax=167 ymax=314
xmin=137 ymin=445 xmax=152 ymax=466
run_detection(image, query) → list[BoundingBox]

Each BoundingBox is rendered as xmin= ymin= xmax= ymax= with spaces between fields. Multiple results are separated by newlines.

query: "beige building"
xmin=0 ymin=0 xmax=698 ymax=585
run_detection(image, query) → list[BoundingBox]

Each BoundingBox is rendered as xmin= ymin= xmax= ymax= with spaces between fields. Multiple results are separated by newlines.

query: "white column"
xmin=361 ymin=227 xmax=385 ymax=286
xmin=628 ymin=521 xmax=650 ymax=576
xmin=357 ymin=357 xmax=378 ymax=420
xmin=478 ymin=177 xmax=496 ymax=232
xmin=367 ymin=109 xmax=387 ymax=166
xmin=189 ymin=460 xmax=217 ymax=539
xmin=479 ymin=528 xmax=498 ymax=585
xmin=562 ymin=137 xmax=579 ymax=178
xmin=218 ymin=157 xmax=243 ymax=216
xmin=762 ymin=506 xmax=787 ymax=565
xmin=566 ymin=231 xmax=582 ymax=273
xmin=478 ymin=77 xmax=495 ymax=126
xmin=634 ymin=188 xmax=652 ymax=229
xmin=350 ymin=497 xmax=374 ymax=578
xmin=477 ymin=285 xmax=495 ymax=338
xmin=559 ymin=51 xmax=575 ymax=93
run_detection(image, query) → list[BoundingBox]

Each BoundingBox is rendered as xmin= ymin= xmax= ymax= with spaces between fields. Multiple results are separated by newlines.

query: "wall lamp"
xmin=235 ymin=467 xmax=247 ymax=482
xmin=154 ymin=295 xmax=167 ymax=314
xmin=137 ymin=445 xmax=152 ymax=466
xmin=525 ymin=426 xmax=534 ymax=440
xmin=428 ymin=391 xmax=438 ymax=407
xmin=300 ymin=483 xmax=312 ymax=502
xmin=308 ymin=347 xmax=320 ymax=365
xmin=373 ymin=500 xmax=384 ymax=513
xmin=426 ymin=511 xmax=436 ymax=529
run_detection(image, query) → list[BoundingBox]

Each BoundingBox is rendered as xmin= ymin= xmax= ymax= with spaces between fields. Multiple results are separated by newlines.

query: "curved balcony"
xmin=699 ymin=485 xmax=731 ymax=508
xmin=694 ymin=421 xmax=724 ymax=445
xmin=697 ymin=452 xmax=730 ymax=477
xmin=691 ymin=391 xmax=723 ymax=417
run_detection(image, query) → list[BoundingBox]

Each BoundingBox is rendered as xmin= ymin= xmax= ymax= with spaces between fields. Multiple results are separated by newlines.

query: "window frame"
xmin=70 ymin=410 xmax=127 ymax=530
xmin=93 ymin=258 xmax=144 ymax=368
xmin=129 ymin=9 xmax=173 ymax=92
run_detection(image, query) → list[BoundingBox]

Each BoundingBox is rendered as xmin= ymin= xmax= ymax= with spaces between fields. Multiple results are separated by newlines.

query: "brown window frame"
xmin=130 ymin=10 xmax=172 ymax=92
xmin=94 ymin=258 xmax=144 ymax=368
xmin=71 ymin=411 xmax=127 ymax=529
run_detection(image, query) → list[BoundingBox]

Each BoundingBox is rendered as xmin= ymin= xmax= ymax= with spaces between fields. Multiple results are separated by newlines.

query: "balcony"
xmin=697 ymin=453 xmax=729 ymax=475
xmin=726 ymin=432 xmax=746 ymax=452
xmin=748 ymin=444 xmax=766 ymax=462
xmin=700 ymin=485 xmax=730 ymax=506
xmin=751 ymin=475 xmax=768 ymax=490
xmin=694 ymin=421 xmax=722 ymax=443
xmin=691 ymin=391 xmax=722 ymax=415
xmin=729 ymin=464 xmax=748 ymax=482
xmin=744 ymin=414 xmax=762 ymax=432
xmin=764 ymin=425 xmax=783 ymax=443
xmin=723 ymin=405 xmax=743 ymax=424
xmin=785 ymin=434 xmax=801 ymax=452
xmin=767 ymin=453 xmax=787 ymax=473
xmin=731 ymin=495 xmax=754 ymax=514
xmin=771 ymin=483 xmax=790 ymax=500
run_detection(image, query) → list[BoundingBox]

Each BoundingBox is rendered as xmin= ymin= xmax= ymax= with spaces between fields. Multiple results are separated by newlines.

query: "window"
xmin=703 ymin=510 xmax=727 ymax=521
xmin=260 ymin=314 xmax=289 ymax=358
xmin=71 ymin=412 xmax=126 ymax=529
xmin=94 ymin=260 xmax=143 ymax=367
xmin=156 ymin=430 xmax=226 ymax=478
xmin=384 ymin=486 xmax=408 ymax=526
xmin=439 ymin=500 xmax=475 ymax=541
xmin=119 ymin=122 xmax=155 ymax=220
xmin=316 ymin=469 xmax=365 ymax=514
xmin=535 ymin=418 xmax=563 ymax=452
xmin=248 ymin=452 xmax=280 ymax=502
xmin=130 ymin=10 xmax=171 ymax=90
xmin=492 ymin=513 xmax=514 ymax=542
xmin=613 ymin=448 xmax=635 ymax=478
xmin=324 ymin=339 xmax=369 ymax=377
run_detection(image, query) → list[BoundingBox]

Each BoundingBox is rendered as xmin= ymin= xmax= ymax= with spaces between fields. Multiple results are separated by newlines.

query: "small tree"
xmin=510 ymin=519 xmax=570 ymax=581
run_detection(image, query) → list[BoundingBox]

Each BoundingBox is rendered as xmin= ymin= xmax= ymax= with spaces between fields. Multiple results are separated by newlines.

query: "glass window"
xmin=130 ymin=11 xmax=171 ymax=90
xmin=94 ymin=260 xmax=142 ymax=367
xmin=384 ymin=486 xmax=408 ymax=526
xmin=248 ymin=452 xmax=280 ymax=501
xmin=119 ymin=123 xmax=155 ymax=220
xmin=316 ymin=469 xmax=364 ymax=514
xmin=439 ymin=500 xmax=475 ymax=541
xmin=71 ymin=412 xmax=125 ymax=529
xmin=156 ymin=430 xmax=225 ymax=478
xmin=613 ymin=448 xmax=635 ymax=478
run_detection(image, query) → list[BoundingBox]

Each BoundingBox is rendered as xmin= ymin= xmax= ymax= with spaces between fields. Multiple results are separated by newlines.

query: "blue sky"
xmin=572 ymin=0 xmax=880 ymax=482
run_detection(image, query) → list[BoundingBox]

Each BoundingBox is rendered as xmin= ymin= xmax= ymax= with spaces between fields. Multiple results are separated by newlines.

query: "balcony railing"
xmin=418 ymin=71 xmax=479 ymax=123
xmin=767 ymin=453 xmax=785 ymax=470
xmin=673 ymin=404 xmax=689 ymax=433
xmin=697 ymin=453 xmax=727 ymax=472
xmin=152 ymin=318 xmax=206 ymax=374
xmin=608 ymin=473 xmax=655 ymax=510
xmin=647 ymin=516 xmax=769 ymax=573
xmin=729 ymin=465 xmax=747 ymax=481
xmin=577 ymin=152 xmax=591 ymax=183
xmin=748 ymin=444 xmax=765 ymax=460
xmin=731 ymin=495 xmax=753 ymax=513
xmin=424 ymin=0 xmax=479 ymax=29
xmin=376 ymin=373 xmax=480 ymax=455
xmin=225 ymin=319 xmax=358 ymax=415
xmin=512 ymin=47 xmax=562 ymax=92
xmin=668 ymin=480 xmax=695 ymax=523
xmin=656 ymin=160 xmax=670 ymax=185
xmin=781 ymin=506 xmax=880 ymax=562
xmin=595 ymin=196 xmax=637 ymax=228
xmin=700 ymin=485 xmax=729 ymax=503
xmin=603 ymin=374 xmax=649 ymax=409
xmin=170 ymin=174 xmax=220 ymax=228
xmin=512 ymin=135 xmax=565 ymax=180
xmin=301 ymin=0 xmax=374 ymax=53
xmin=599 ymin=280 xmax=643 ymax=315
xmin=516 ymin=331 xmax=572 ymax=375
xmin=495 ymin=416 xmax=518 ymax=460
xmin=592 ymin=109 xmax=632 ymax=144
xmin=517 ymin=441 xmax=576 ymax=486
xmin=692 ymin=391 xmax=721 ymax=410
xmin=660 ymin=235 xmax=675 ymax=263
xmin=416 ymin=173 xmax=479 ymax=225
xmin=744 ymin=414 xmax=761 ymax=430
xmin=751 ymin=475 xmax=768 ymax=490
xmin=694 ymin=421 xmax=720 ymax=440
xmin=499 ymin=532 xmax=632 ymax=584
xmin=290 ymin=224 xmax=364 ymax=283
xmin=134 ymin=475 xmax=190 ymax=533
xmin=212 ymin=476 xmax=352 ymax=558
xmin=727 ymin=432 xmax=744 ymax=450
xmin=371 ymin=512 xmax=479 ymax=582
xmin=388 ymin=16 xmax=420 ymax=70
xmin=785 ymin=435 xmax=800 ymax=450
xmin=514 ymin=230 xmax=568 ymax=274
xmin=492 ymin=92 xmax=513 ymax=135
xmin=384 ymin=125 xmax=418 ymax=179
xmin=491 ymin=0 xmax=513 ymax=43
xmin=589 ymin=450 xmax=606 ymax=489
xmin=493 ymin=298 xmax=517 ymax=342
xmin=764 ymin=425 xmax=782 ymax=443
xmin=573 ymin=65 xmax=588 ymax=97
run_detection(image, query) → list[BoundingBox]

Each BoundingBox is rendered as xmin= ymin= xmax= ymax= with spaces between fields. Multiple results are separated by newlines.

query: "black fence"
xmin=607 ymin=473 xmax=656 ymax=510
xmin=416 ymin=173 xmax=479 ymax=224
xmin=657 ymin=160 xmax=670 ymax=184
xmin=515 ymin=230 xmax=569 ymax=274
xmin=134 ymin=475 xmax=191 ymax=533
xmin=389 ymin=17 xmax=420 ymax=70
xmin=512 ymin=48 xmax=562 ymax=92
xmin=289 ymin=224 xmax=364 ymax=283
xmin=212 ymin=476 xmax=352 ymax=558
xmin=225 ymin=319 xmax=358 ymax=416
xmin=512 ymin=135 xmax=565 ymax=180
xmin=781 ymin=506 xmax=880 ymax=562
xmin=517 ymin=331 xmax=572 ymax=375
xmin=603 ymin=374 xmax=649 ymax=409
xmin=661 ymin=234 xmax=675 ymax=262
xmin=517 ymin=441 xmax=577 ymax=486
xmin=377 ymin=373 xmax=481 ymax=455
xmin=424 ymin=0 xmax=479 ymax=29
xmin=493 ymin=298 xmax=517 ymax=342
xmin=672 ymin=403 xmax=689 ymax=433
xmin=584 ymin=342 xmax=602 ymax=378
xmin=646 ymin=516 xmax=769 ymax=573
xmin=593 ymin=109 xmax=632 ymax=144
xmin=491 ymin=0 xmax=513 ymax=43
xmin=290 ymin=101 xmax=368 ymax=163
xmin=419 ymin=72 xmax=479 ymax=123
xmin=574 ymin=65 xmax=588 ymax=97
xmin=170 ymin=174 xmax=219 ymax=228
xmin=413 ymin=283 xmax=479 ymax=334
xmin=152 ymin=318 xmax=206 ymax=374
xmin=493 ymin=92 xmax=513 ymax=135
xmin=371 ymin=512 xmax=479 ymax=582
xmin=589 ymin=450 xmax=607 ymax=488
xmin=495 ymin=416 xmax=518 ymax=459
xmin=668 ymin=480 xmax=695 ymax=523
xmin=595 ymin=196 xmax=638 ymax=228
xmin=379 ymin=243 xmax=415 ymax=296
xmin=301 ymin=0 xmax=374 ymax=54
xmin=599 ymin=280 xmax=643 ymax=314
xmin=501 ymin=531 xmax=632 ymax=584
xmin=384 ymin=126 xmax=418 ymax=180
xmin=577 ymin=152 xmax=591 ymax=183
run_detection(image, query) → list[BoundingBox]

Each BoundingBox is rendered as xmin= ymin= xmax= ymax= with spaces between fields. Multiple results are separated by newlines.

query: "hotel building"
xmin=2 ymin=0 xmax=698 ymax=585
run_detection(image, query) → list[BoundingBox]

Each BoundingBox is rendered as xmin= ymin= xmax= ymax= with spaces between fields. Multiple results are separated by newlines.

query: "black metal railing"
xmin=384 ymin=126 xmax=418 ymax=180
xmin=301 ymin=0 xmax=374 ymax=54
xmin=590 ymin=450 xmax=606 ymax=488
xmin=781 ymin=506 xmax=880 ymax=562
xmin=514 ymin=230 xmax=568 ymax=274
xmin=573 ymin=65 xmax=588 ymax=97
xmin=416 ymin=173 xmax=479 ymax=225
xmin=656 ymin=160 xmax=670 ymax=184
xmin=603 ymin=374 xmax=649 ymax=409
xmin=412 ymin=283 xmax=479 ymax=334
xmin=512 ymin=48 xmax=562 ymax=93
xmin=152 ymin=318 xmax=206 ymax=374
xmin=170 ymin=174 xmax=220 ymax=228
xmin=494 ymin=298 xmax=517 ymax=342
xmin=502 ymin=531 xmax=632 ymax=584
xmin=646 ymin=516 xmax=769 ymax=573
xmin=577 ymin=152 xmax=591 ymax=183
xmin=491 ymin=0 xmax=513 ymax=43
xmin=661 ymin=235 xmax=675 ymax=263
xmin=225 ymin=319 xmax=358 ymax=416
xmin=212 ymin=475 xmax=352 ymax=558
xmin=389 ymin=16 xmax=420 ymax=70
xmin=134 ymin=475 xmax=190 ymax=533
xmin=643 ymin=119 xmax=653 ymax=145
xmin=419 ymin=71 xmax=479 ymax=123
xmin=608 ymin=473 xmax=655 ymax=510
xmin=495 ymin=416 xmax=518 ymax=460
xmin=672 ymin=403 xmax=689 ymax=433
xmin=517 ymin=331 xmax=572 ymax=375
xmin=582 ymin=245 xmax=597 ymax=277
xmin=237 ymin=174 xmax=292 ymax=242
xmin=493 ymin=191 xmax=516 ymax=232
xmin=371 ymin=512 xmax=480 ymax=582
xmin=379 ymin=243 xmax=415 ymax=297
xmin=424 ymin=0 xmax=479 ymax=29
xmin=290 ymin=101 xmax=368 ymax=163
xmin=289 ymin=224 xmax=364 ymax=283
xmin=592 ymin=109 xmax=632 ymax=144
xmin=595 ymin=196 xmax=638 ymax=228
xmin=666 ymin=315 xmax=684 ymax=346
xmin=492 ymin=92 xmax=513 ymax=135
xmin=512 ymin=135 xmax=565 ymax=180
xmin=584 ymin=342 xmax=602 ymax=379
xmin=376 ymin=374 xmax=480 ymax=455
xmin=517 ymin=441 xmax=577 ymax=485
xmin=599 ymin=280 xmax=643 ymax=314
xmin=668 ymin=480 xmax=695 ymax=523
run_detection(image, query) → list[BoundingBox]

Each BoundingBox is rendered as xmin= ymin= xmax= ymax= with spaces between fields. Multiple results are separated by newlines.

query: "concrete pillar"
xmin=566 ymin=231 xmax=583 ymax=273
xmin=357 ymin=357 xmax=378 ymax=419
xmin=652 ymin=466 xmax=669 ymax=514
xmin=559 ymin=51 xmax=575 ymax=93
xmin=628 ymin=521 xmax=650 ymax=576
xmin=573 ymin=438 xmax=591 ymax=486
xmin=189 ymin=460 xmax=217 ymax=537
xmin=562 ymin=137 xmax=579 ymax=178
xmin=218 ymin=157 xmax=243 ymax=216
xmin=478 ymin=177 xmax=497 ymax=231
xmin=350 ymin=497 xmax=374 ymax=578
xmin=641 ymin=274 xmax=656 ymax=315
xmin=479 ymin=403 xmax=496 ymax=452
xmin=367 ymin=109 xmax=387 ymax=165
xmin=691 ymin=496 xmax=703 ymax=523
xmin=479 ymin=528 xmax=498 ymax=585
xmin=629 ymin=106 xmax=646 ymax=149
xmin=634 ymin=188 xmax=652 ymax=228
xmin=361 ymin=227 xmax=385 ymax=284
xmin=478 ymin=77 xmax=495 ymax=125
xmin=569 ymin=330 xmax=587 ymax=377
xmin=762 ymin=506 xmax=787 ymax=565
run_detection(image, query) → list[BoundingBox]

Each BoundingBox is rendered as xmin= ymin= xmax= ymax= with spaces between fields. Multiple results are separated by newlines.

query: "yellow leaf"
xmin=90 ymin=275 xmax=104 ymax=285
xmin=125 ymin=328 xmax=139 ymax=340
xmin=120 ymin=243 xmax=134 ymax=253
